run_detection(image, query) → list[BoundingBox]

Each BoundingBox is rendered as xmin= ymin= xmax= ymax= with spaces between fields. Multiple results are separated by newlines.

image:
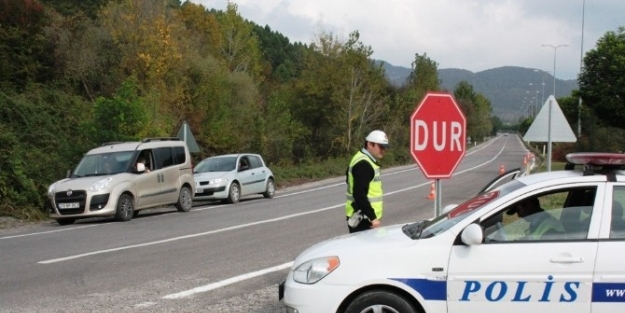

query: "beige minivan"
xmin=47 ymin=137 xmax=195 ymax=225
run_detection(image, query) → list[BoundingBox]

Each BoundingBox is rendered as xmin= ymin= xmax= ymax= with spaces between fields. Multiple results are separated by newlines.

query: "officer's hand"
xmin=371 ymin=219 xmax=381 ymax=228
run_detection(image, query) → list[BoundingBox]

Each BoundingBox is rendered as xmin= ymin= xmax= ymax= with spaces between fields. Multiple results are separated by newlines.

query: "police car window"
xmin=610 ymin=186 xmax=625 ymax=239
xmin=482 ymin=187 xmax=597 ymax=243
xmin=404 ymin=189 xmax=513 ymax=240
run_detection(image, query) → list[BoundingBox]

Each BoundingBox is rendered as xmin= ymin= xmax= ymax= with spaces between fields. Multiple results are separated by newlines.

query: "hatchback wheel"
xmin=115 ymin=193 xmax=134 ymax=221
xmin=176 ymin=186 xmax=193 ymax=212
xmin=226 ymin=182 xmax=240 ymax=204
xmin=263 ymin=178 xmax=275 ymax=199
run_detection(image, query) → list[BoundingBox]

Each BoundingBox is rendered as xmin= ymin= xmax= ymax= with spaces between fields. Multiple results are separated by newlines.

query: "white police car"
xmin=280 ymin=152 xmax=625 ymax=313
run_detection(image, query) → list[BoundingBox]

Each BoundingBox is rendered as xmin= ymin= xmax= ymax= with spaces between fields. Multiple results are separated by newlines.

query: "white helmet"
xmin=366 ymin=130 xmax=389 ymax=147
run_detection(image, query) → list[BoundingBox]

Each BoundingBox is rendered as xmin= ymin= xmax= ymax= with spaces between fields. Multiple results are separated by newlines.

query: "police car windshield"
xmin=404 ymin=180 xmax=526 ymax=239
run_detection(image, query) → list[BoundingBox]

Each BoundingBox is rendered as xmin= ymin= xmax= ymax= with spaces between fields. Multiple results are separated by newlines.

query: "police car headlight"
xmin=293 ymin=256 xmax=340 ymax=284
xmin=90 ymin=177 xmax=113 ymax=192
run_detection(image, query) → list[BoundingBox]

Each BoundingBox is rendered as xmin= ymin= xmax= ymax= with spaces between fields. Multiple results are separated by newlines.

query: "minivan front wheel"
xmin=176 ymin=186 xmax=193 ymax=212
xmin=115 ymin=193 xmax=134 ymax=221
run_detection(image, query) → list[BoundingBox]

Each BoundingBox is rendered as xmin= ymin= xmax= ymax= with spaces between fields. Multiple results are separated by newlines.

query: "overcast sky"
xmin=190 ymin=0 xmax=624 ymax=80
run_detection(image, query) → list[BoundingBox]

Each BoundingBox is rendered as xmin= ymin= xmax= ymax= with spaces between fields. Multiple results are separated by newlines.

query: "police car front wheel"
xmin=345 ymin=290 xmax=418 ymax=313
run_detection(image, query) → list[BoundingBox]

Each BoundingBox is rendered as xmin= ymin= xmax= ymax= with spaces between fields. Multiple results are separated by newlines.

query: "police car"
xmin=280 ymin=152 xmax=625 ymax=313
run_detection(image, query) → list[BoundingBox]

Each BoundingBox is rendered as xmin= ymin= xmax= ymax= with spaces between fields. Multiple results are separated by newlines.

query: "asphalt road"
xmin=0 ymin=135 xmax=530 ymax=313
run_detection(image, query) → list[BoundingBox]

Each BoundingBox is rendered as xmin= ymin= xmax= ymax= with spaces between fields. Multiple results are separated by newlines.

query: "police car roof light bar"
xmin=565 ymin=152 xmax=625 ymax=166
xmin=565 ymin=152 xmax=625 ymax=179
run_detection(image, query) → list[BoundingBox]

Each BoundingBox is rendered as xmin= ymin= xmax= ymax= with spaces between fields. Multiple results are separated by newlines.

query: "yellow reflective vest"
xmin=345 ymin=151 xmax=383 ymax=219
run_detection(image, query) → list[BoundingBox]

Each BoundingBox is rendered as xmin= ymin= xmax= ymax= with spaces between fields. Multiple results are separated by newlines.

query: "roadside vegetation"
xmin=0 ymin=1 xmax=623 ymax=222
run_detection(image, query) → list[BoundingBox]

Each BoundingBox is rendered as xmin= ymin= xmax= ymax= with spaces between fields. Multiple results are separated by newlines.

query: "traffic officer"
xmin=345 ymin=130 xmax=389 ymax=233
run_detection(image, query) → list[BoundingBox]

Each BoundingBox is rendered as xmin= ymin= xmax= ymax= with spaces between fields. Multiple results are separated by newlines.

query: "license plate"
xmin=196 ymin=189 xmax=203 ymax=193
xmin=58 ymin=202 xmax=79 ymax=209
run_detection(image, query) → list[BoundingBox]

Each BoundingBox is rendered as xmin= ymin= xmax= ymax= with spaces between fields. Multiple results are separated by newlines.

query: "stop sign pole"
xmin=410 ymin=92 xmax=466 ymax=216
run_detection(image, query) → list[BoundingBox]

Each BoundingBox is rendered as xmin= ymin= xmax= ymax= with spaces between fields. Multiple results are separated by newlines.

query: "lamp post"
xmin=577 ymin=0 xmax=586 ymax=137
xmin=534 ymin=69 xmax=551 ymax=107
xmin=542 ymin=44 xmax=567 ymax=97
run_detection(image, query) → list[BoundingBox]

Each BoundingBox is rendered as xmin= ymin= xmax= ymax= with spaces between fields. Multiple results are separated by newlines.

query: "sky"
xmin=190 ymin=0 xmax=624 ymax=80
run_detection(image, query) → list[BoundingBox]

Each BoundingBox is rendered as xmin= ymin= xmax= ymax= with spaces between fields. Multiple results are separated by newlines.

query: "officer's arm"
xmin=351 ymin=161 xmax=376 ymax=221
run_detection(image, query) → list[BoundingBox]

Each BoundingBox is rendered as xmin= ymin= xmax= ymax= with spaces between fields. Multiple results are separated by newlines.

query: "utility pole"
xmin=577 ymin=0 xmax=585 ymax=137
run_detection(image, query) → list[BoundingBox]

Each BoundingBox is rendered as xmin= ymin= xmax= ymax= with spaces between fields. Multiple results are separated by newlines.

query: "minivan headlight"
xmin=293 ymin=256 xmax=340 ymax=284
xmin=48 ymin=183 xmax=57 ymax=195
xmin=90 ymin=177 xmax=113 ymax=192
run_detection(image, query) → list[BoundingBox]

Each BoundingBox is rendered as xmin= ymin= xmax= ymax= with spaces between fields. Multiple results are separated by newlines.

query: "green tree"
xmin=0 ymin=0 xmax=55 ymax=89
xmin=579 ymin=26 xmax=625 ymax=129
xmin=453 ymin=81 xmax=493 ymax=143
xmin=388 ymin=53 xmax=440 ymax=155
xmin=0 ymin=86 xmax=93 ymax=218
xmin=216 ymin=2 xmax=264 ymax=80
xmin=92 ymin=80 xmax=149 ymax=142
xmin=338 ymin=31 xmax=389 ymax=153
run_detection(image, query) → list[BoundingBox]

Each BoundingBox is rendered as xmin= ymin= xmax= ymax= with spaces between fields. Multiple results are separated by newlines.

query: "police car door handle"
xmin=550 ymin=256 xmax=584 ymax=263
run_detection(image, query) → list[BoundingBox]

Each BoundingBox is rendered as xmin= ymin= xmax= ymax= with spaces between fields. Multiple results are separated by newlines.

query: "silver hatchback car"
xmin=193 ymin=153 xmax=275 ymax=204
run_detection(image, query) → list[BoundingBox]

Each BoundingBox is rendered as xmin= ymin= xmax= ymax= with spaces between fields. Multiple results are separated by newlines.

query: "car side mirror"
xmin=136 ymin=163 xmax=146 ymax=172
xmin=461 ymin=223 xmax=484 ymax=246
xmin=66 ymin=169 xmax=72 ymax=178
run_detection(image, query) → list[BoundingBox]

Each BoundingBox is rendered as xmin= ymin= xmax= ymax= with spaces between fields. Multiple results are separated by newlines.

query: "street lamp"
xmin=541 ymin=44 xmax=567 ymax=97
xmin=534 ymin=69 xmax=551 ymax=107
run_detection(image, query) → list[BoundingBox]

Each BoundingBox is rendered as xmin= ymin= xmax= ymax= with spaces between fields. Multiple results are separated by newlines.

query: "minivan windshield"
xmin=73 ymin=151 xmax=135 ymax=177
xmin=402 ymin=180 xmax=525 ymax=239
xmin=194 ymin=156 xmax=237 ymax=173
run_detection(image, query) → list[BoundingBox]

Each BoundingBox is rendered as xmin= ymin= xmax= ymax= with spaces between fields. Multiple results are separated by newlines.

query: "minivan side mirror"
xmin=66 ymin=169 xmax=71 ymax=178
xmin=461 ymin=223 xmax=484 ymax=246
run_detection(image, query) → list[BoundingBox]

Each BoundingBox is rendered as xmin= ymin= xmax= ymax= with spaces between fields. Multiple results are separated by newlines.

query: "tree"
xmin=453 ymin=81 xmax=493 ymax=142
xmin=389 ymin=53 xmax=440 ymax=155
xmin=215 ymin=2 xmax=264 ymax=80
xmin=0 ymin=0 xmax=54 ymax=89
xmin=579 ymin=26 xmax=625 ymax=129
xmin=92 ymin=79 xmax=149 ymax=142
xmin=338 ymin=31 xmax=389 ymax=153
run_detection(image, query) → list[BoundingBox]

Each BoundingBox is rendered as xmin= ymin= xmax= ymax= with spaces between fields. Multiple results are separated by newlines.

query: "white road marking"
xmin=132 ymin=301 xmax=157 ymax=308
xmin=38 ymin=204 xmax=343 ymax=264
xmin=162 ymin=262 xmax=293 ymax=299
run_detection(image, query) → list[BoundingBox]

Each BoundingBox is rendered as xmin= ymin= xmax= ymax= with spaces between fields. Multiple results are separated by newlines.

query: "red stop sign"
xmin=410 ymin=92 xmax=466 ymax=179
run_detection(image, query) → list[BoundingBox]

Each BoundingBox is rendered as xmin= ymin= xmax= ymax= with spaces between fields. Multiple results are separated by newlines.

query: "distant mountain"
xmin=379 ymin=62 xmax=578 ymax=123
